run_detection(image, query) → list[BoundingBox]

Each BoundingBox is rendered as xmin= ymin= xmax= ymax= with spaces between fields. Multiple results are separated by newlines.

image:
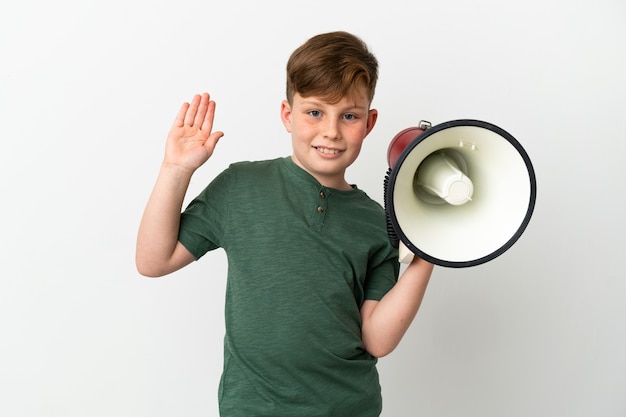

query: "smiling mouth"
xmin=315 ymin=146 xmax=342 ymax=155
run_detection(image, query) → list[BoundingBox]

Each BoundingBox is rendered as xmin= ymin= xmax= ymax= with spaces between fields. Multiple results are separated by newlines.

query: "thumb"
xmin=204 ymin=131 xmax=225 ymax=154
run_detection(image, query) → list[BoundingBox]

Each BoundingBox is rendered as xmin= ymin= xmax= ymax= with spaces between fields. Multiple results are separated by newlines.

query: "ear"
xmin=364 ymin=108 xmax=378 ymax=138
xmin=280 ymin=100 xmax=292 ymax=132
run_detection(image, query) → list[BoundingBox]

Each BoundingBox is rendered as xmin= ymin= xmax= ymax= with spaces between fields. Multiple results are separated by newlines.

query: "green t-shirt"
xmin=179 ymin=157 xmax=399 ymax=416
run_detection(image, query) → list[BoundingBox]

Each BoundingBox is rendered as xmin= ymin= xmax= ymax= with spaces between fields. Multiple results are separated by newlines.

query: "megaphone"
xmin=384 ymin=119 xmax=537 ymax=267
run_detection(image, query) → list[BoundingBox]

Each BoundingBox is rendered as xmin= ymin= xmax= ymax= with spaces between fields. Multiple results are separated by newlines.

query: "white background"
xmin=1 ymin=0 xmax=624 ymax=416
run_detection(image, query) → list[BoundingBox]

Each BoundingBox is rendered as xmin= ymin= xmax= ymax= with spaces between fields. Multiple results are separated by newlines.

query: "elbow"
xmin=135 ymin=256 xmax=166 ymax=278
xmin=136 ymin=268 xmax=162 ymax=278
xmin=362 ymin=336 xmax=399 ymax=358
xmin=365 ymin=344 xmax=396 ymax=359
xmin=136 ymin=264 xmax=161 ymax=278
xmin=135 ymin=241 xmax=193 ymax=277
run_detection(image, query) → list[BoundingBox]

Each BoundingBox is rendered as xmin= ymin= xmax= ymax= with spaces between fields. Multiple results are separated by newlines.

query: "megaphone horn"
xmin=384 ymin=119 xmax=537 ymax=267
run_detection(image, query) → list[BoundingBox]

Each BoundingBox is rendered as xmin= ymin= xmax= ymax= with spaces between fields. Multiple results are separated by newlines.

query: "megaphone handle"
xmin=398 ymin=241 xmax=415 ymax=264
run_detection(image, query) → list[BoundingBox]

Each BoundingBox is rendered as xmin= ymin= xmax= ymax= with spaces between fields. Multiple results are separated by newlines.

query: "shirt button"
xmin=319 ymin=191 xmax=326 ymax=199
xmin=317 ymin=206 xmax=324 ymax=213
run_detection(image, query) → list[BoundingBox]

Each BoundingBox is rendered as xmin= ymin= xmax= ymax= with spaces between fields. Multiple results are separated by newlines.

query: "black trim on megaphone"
xmin=384 ymin=167 xmax=400 ymax=249
xmin=384 ymin=119 xmax=537 ymax=268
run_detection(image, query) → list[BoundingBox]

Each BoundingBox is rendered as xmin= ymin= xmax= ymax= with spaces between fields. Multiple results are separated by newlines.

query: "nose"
xmin=322 ymin=118 xmax=340 ymax=141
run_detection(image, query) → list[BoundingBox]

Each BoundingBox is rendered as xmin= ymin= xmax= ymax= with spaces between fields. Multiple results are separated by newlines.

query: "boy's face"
xmin=280 ymin=86 xmax=377 ymax=190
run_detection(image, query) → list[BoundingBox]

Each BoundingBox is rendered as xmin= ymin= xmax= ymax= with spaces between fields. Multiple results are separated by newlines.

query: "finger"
xmin=173 ymin=102 xmax=190 ymax=128
xmin=193 ymin=93 xmax=210 ymax=127
xmin=200 ymin=99 xmax=217 ymax=133
xmin=183 ymin=94 xmax=201 ymax=126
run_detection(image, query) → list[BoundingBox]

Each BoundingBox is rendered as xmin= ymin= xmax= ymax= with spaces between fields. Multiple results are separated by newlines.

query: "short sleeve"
xmin=178 ymin=167 xmax=232 ymax=259
xmin=363 ymin=246 xmax=400 ymax=301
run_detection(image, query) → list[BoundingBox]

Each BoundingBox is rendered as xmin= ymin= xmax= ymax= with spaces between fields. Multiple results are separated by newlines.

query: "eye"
xmin=343 ymin=113 xmax=357 ymax=121
xmin=308 ymin=110 xmax=321 ymax=117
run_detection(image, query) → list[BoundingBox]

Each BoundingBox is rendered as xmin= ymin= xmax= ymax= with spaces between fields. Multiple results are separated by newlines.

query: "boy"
xmin=136 ymin=31 xmax=433 ymax=416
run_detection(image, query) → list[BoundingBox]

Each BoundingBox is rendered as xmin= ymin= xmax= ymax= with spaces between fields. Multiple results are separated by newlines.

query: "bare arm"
xmin=135 ymin=93 xmax=224 ymax=277
xmin=360 ymin=256 xmax=434 ymax=357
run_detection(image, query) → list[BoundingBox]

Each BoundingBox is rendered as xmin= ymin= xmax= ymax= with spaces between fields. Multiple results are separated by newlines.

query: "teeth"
xmin=317 ymin=147 xmax=340 ymax=154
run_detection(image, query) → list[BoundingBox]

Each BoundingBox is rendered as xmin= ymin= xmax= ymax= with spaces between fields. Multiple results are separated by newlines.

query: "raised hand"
xmin=164 ymin=92 xmax=224 ymax=172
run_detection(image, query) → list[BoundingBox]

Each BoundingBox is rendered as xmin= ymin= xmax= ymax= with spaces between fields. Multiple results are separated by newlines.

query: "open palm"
xmin=164 ymin=92 xmax=224 ymax=171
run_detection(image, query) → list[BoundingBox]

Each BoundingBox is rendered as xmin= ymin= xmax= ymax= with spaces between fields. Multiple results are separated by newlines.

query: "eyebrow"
xmin=299 ymin=99 xmax=367 ymax=112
